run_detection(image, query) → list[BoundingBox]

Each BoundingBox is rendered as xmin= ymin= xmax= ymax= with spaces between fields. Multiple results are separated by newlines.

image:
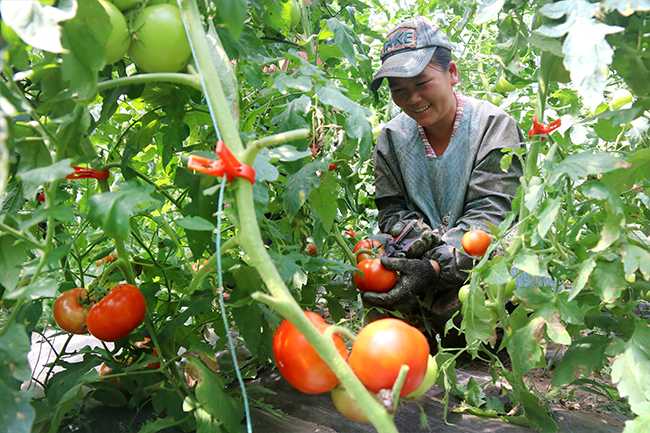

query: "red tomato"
xmin=272 ymin=311 xmax=348 ymax=394
xmin=53 ymin=288 xmax=91 ymax=334
xmin=461 ymin=229 xmax=491 ymax=258
xmin=353 ymin=259 xmax=397 ymax=293
xmin=307 ymin=244 xmax=318 ymax=256
xmin=86 ymin=284 xmax=147 ymax=342
xmin=349 ymin=318 xmax=429 ymax=397
xmin=96 ymin=253 xmax=117 ymax=267
xmin=190 ymin=259 xmax=211 ymax=273
xmin=329 ymin=164 xmax=337 ymax=171
xmin=331 ymin=386 xmax=371 ymax=423
xmin=352 ymin=239 xmax=386 ymax=264
xmin=134 ymin=337 xmax=160 ymax=370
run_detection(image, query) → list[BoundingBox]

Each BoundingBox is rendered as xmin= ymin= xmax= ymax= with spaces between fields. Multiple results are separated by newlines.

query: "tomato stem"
xmin=96 ymin=72 xmax=203 ymax=93
xmin=323 ymin=325 xmax=356 ymax=342
xmin=331 ymin=223 xmax=357 ymax=264
xmin=390 ymin=364 xmax=409 ymax=411
xmin=240 ymin=128 xmax=311 ymax=166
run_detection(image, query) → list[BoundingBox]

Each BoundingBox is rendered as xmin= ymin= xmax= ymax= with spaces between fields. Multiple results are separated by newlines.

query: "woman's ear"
xmin=448 ymin=61 xmax=459 ymax=86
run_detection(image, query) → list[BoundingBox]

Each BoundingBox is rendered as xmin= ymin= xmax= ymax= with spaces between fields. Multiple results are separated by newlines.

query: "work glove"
xmin=385 ymin=219 xmax=441 ymax=259
xmin=361 ymin=256 xmax=439 ymax=310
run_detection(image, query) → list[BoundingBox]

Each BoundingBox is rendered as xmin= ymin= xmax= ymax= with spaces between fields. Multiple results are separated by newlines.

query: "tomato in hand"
xmin=129 ymin=4 xmax=192 ymax=73
xmin=349 ymin=318 xmax=429 ymax=397
xmin=353 ymin=239 xmax=386 ymax=264
xmin=461 ymin=229 xmax=491 ymax=258
xmin=86 ymin=284 xmax=147 ymax=342
xmin=331 ymin=386 xmax=371 ymax=424
xmin=272 ymin=311 xmax=348 ymax=394
xmin=53 ymin=288 xmax=91 ymax=334
xmin=353 ymin=258 xmax=397 ymax=293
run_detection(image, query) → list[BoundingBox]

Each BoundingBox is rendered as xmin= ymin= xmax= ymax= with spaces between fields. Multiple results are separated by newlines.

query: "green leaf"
xmin=0 ymin=237 xmax=25 ymax=291
xmin=270 ymin=95 xmax=310 ymax=133
xmin=590 ymin=259 xmax=627 ymax=302
xmin=48 ymin=384 xmax=84 ymax=433
xmin=214 ymin=0 xmax=247 ymax=39
xmin=137 ymin=417 xmax=186 ymax=433
xmin=555 ymin=291 xmax=588 ymax=325
xmin=568 ymin=257 xmax=596 ymax=301
xmin=186 ymin=358 xmax=243 ymax=433
xmin=474 ymin=0 xmax=505 ymax=25
xmin=308 ymin=174 xmax=338 ymax=232
xmin=536 ymin=198 xmax=561 ymax=239
xmin=0 ymin=382 xmax=34 ymax=433
xmin=591 ymin=212 xmax=623 ymax=252
xmin=206 ymin=19 xmax=238 ymax=122
xmin=512 ymin=250 xmax=549 ymax=277
xmin=515 ymin=285 xmax=554 ymax=310
xmin=252 ymin=149 xmax=280 ymax=182
xmin=582 ymin=180 xmax=625 ymax=214
xmin=622 ymin=244 xmax=650 ymax=281
xmin=4 ymin=277 xmax=58 ymax=300
xmin=325 ymin=18 xmax=358 ymax=69
xmin=175 ymin=216 xmax=216 ymax=232
xmin=0 ymin=323 xmax=32 ymax=382
xmin=519 ymin=389 xmax=558 ymax=432
xmin=87 ymin=181 xmax=160 ymax=240
xmin=18 ymin=205 xmax=76 ymax=230
xmin=507 ymin=317 xmax=546 ymax=378
xmin=549 ymin=150 xmax=623 ymax=184
xmin=483 ymin=261 xmax=511 ymax=285
xmin=552 ymin=334 xmax=613 ymax=386
xmin=611 ymin=322 xmax=650 ymax=417
xmin=603 ymin=0 xmax=650 ymax=17
xmin=0 ymin=0 xmax=76 ymax=53
xmin=267 ymin=145 xmax=313 ymax=161
xmin=17 ymin=158 xmax=72 ymax=184
xmin=283 ymin=160 xmax=326 ymax=217
xmin=618 ymin=414 xmax=650 ymax=432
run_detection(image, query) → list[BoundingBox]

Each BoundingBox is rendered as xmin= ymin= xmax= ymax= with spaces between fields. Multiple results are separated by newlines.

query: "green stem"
xmin=391 ymin=365 xmax=409 ymax=412
xmin=187 ymin=236 xmax=239 ymax=294
xmin=332 ymin=223 xmax=356 ymax=264
xmin=323 ymin=325 xmax=356 ymax=342
xmin=0 ymin=223 xmax=44 ymax=250
xmin=96 ymin=73 xmax=202 ymax=93
xmin=240 ymin=128 xmax=311 ymax=166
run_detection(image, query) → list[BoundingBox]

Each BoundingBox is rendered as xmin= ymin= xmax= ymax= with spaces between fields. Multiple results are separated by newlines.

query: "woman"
xmin=363 ymin=16 xmax=524 ymax=337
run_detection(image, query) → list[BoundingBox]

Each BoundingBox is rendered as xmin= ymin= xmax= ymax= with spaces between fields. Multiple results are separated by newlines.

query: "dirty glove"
xmin=361 ymin=256 xmax=439 ymax=310
xmin=386 ymin=219 xmax=441 ymax=259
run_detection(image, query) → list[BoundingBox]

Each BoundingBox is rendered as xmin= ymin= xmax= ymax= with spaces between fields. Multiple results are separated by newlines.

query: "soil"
xmin=457 ymin=351 xmax=630 ymax=430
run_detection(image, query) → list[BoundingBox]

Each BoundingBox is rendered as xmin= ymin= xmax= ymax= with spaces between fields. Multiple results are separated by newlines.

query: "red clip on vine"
xmin=528 ymin=115 xmax=561 ymax=141
xmin=66 ymin=166 xmax=110 ymax=180
xmin=187 ymin=141 xmax=255 ymax=184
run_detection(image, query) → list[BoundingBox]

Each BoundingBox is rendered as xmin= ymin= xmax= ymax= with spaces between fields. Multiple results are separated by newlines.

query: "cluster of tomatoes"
xmin=99 ymin=0 xmax=192 ymax=72
xmin=272 ymin=312 xmax=438 ymax=423
xmin=352 ymin=239 xmax=396 ymax=293
xmin=52 ymin=283 xmax=147 ymax=342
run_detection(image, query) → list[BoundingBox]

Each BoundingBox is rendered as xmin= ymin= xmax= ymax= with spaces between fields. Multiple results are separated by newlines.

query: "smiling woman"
xmin=363 ymin=16 xmax=524 ymax=344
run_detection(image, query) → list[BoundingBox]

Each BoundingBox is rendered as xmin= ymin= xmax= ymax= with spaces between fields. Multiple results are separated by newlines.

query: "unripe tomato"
xmin=272 ymin=311 xmax=348 ymax=394
xmin=406 ymin=354 xmax=437 ymax=398
xmin=53 ymin=288 xmax=91 ymax=334
xmin=86 ymin=283 xmax=147 ymax=342
xmin=457 ymin=284 xmax=470 ymax=304
xmin=353 ymin=259 xmax=397 ymax=293
xmin=353 ymin=239 xmax=386 ymax=264
xmin=289 ymin=0 xmax=301 ymax=29
xmin=461 ymin=229 xmax=491 ymax=258
xmin=349 ymin=318 xmax=429 ymax=397
xmin=331 ymin=386 xmax=371 ymax=423
xmin=98 ymin=0 xmax=130 ymax=65
xmin=129 ymin=4 xmax=192 ymax=73
xmin=112 ymin=0 xmax=141 ymax=11
xmin=611 ymin=89 xmax=633 ymax=110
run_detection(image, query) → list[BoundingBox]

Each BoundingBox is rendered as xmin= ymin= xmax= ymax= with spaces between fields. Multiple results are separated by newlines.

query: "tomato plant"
xmin=353 ymin=258 xmax=397 ymax=293
xmin=461 ymin=229 xmax=491 ymax=258
xmin=331 ymin=386 xmax=371 ymax=424
xmin=98 ymin=0 xmax=130 ymax=65
xmin=129 ymin=4 xmax=192 ymax=72
xmin=272 ymin=311 xmax=348 ymax=394
xmin=52 ymin=288 xmax=91 ymax=335
xmin=86 ymin=284 xmax=147 ymax=342
xmin=134 ymin=338 xmax=161 ymax=369
xmin=349 ymin=318 xmax=429 ymax=397
xmin=353 ymin=239 xmax=386 ymax=264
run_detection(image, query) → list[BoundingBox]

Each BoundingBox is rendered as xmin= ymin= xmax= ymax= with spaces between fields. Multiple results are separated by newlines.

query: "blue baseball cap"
xmin=371 ymin=17 xmax=452 ymax=92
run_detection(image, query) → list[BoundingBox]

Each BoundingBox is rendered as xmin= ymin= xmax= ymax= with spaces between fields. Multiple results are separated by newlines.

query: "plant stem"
xmin=96 ymin=73 xmax=202 ymax=93
xmin=331 ymin=223 xmax=357 ymax=264
xmin=240 ymin=128 xmax=311 ymax=166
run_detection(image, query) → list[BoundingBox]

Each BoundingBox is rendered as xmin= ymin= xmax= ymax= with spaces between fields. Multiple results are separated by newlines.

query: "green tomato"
xmin=458 ymin=285 xmax=470 ymax=304
xmin=611 ymin=89 xmax=633 ymax=110
xmin=406 ymin=354 xmax=438 ymax=398
xmin=494 ymin=76 xmax=516 ymax=93
xmin=490 ymin=277 xmax=516 ymax=300
xmin=112 ymin=0 xmax=141 ymax=11
xmin=98 ymin=0 xmax=130 ymax=65
xmin=129 ymin=4 xmax=192 ymax=73
xmin=289 ymin=0 xmax=301 ymax=29
xmin=482 ymin=93 xmax=504 ymax=105
xmin=149 ymin=0 xmax=175 ymax=4
xmin=363 ymin=34 xmax=375 ymax=44
xmin=331 ymin=386 xmax=371 ymax=424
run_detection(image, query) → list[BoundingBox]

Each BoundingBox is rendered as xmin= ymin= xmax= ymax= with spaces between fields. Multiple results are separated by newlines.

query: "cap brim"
xmin=371 ymin=46 xmax=438 ymax=92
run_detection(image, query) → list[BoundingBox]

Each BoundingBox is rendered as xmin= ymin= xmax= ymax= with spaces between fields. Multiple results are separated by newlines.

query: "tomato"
xmin=112 ymin=0 xmax=141 ymax=11
xmin=494 ymin=76 xmax=516 ymax=93
xmin=461 ymin=229 xmax=491 ymax=258
xmin=134 ymin=337 xmax=160 ymax=369
xmin=289 ymin=0 xmax=301 ymax=29
xmin=190 ymin=259 xmax=211 ymax=273
xmin=491 ymin=277 xmax=516 ymax=299
xmin=353 ymin=239 xmax=386 ymax=264
xmin=38 ymin=193 xmax=45 ymax=203
xmin=272 ymin=311 xmax=348 ymax=394
xmin=353 ymin=259 xmax=397 ymax=293
xmin=406 ymin=354 xmax=438 ymax=398
xmin=331 ymin=386 xmax=371 ymax=424
xmin=329 ymin=164 xmax=337 ymax=171
xmin=96 ymin=252 xmax=117 ymax=267
xmin=129 ymin=4 xmax=192 ymax=73
xmin=86 ymin=283 xmax=147 ymax=342
xmin=306 ymin=244 xmax=318 ymax=256
xmin=349 ymin=318 xmax=429 ymax=397
xmin=99 ymin=0 xmax=130 ymax=65
xmin=457 ymin=284 xmax=470 ymax=304
xmin=53 ymin=288 xmax=91 ymax=334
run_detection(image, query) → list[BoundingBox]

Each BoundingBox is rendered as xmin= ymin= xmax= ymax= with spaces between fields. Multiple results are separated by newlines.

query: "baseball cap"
xmin=371 ymin=16 xmax=452 ymax=92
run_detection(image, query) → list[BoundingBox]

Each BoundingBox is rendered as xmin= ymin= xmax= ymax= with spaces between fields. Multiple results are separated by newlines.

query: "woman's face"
xmin=387 ymin=61 xmax=459 ymax=133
